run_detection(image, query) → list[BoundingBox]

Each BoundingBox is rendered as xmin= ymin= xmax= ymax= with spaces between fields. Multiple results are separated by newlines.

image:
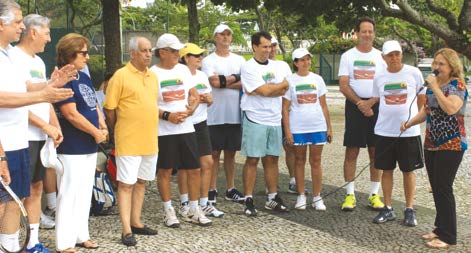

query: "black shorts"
xmin=343 ymin=99 xmax=379 ymax=148
xmin=194 ymin=121 xmax=212 ymax=157
xmin=157 ymin=133 xmax=200 ymax=170
xmin=208 ymin=124 xmax=241 ymax=151
xmin=374 ymin=135 xmax=424 ymax=172
xmin=28 ymin=141 xmax=46 ymax=183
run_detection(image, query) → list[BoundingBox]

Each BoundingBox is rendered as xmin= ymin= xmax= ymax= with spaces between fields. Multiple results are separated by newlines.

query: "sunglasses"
xmin=162 ymin=48 xmax=179 ymax=53
xmin=188 ymin=53 xmax=204 ymax=58
xmin=76 ymin=50 xmax=89 ymax=57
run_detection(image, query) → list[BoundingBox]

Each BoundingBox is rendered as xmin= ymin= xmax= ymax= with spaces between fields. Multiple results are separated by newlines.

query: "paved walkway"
xmin=39 ymin=88 xmax=471 ymax=252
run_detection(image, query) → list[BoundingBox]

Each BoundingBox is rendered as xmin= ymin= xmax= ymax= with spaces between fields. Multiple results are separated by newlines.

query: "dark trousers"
xmin=424 ymin=150 xmax=464 ymax=245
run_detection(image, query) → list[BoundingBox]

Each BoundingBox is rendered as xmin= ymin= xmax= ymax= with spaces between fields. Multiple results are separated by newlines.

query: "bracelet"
xmin=231 ymin=74 xmax=241 ymax=83
xmin=219 ymin=75 xmax=227 ymax=88
xmin=0 ymin=156 xmax=7 ymax=162
xmin=162 ymin=111 xmax=170 ymax=121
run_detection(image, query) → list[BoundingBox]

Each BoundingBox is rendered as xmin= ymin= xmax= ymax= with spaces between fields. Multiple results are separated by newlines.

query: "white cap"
xmin=292 ymin=48 xmax=312 ymax=61
xmin=213 ymin=24 xmax=233 ymax=35
xmin=271 ymin=37 xmax=279 ymax=45
xmin=154 ymin=33 xmax=184 ymax=50
xmin=40 ymin=138 xmax=64 ymax=175
xmin=382 ymin=40 xmax=402 ymax=55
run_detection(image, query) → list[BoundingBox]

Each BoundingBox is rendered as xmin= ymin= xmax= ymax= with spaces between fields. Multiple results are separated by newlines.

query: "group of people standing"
xmin=0 ymin=0 xmax=467 ymax=251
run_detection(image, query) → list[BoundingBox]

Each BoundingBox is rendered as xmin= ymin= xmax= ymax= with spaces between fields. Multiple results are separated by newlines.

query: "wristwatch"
xmin=0 ymin=156 xmax=7 ymax=162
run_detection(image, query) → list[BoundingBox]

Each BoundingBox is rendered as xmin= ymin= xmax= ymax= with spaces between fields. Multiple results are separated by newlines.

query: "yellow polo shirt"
xmin=104 ymin=63 xmax=159 ymax=156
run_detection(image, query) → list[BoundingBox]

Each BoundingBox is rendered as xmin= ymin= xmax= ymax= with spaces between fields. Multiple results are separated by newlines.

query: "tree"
xmin=101 ymin=0 xmax=122 ymax=75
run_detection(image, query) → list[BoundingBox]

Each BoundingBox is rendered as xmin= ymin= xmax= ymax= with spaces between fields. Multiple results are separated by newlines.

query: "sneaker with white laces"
xmin=312 ymin=197 xmax=326 ymax=211
xmin=201 ymin=204 xmax=224 ymax=218
xmin=164 ymin=207 xmax=180 ymax=228
xmin=294 ymin=195 xmax=306 ymax=210
xmin=225 ymin=188 xmax=245 ymax=203
xmin=188 ymin=206 xmax=212 ymax=226
xmin=178 ymin=201 xmax=190 ymax=221
xmin=24 ymin=243 xmax=52 ymax=253
xmin=40 ymin=212 xmax=55 ymax=229
xmin=208 ymin=189 xmax=218 ymax=205
xmin=403 ymin=208 xmax=417 ymax=227
xmin=244 ymin=197 xmax=257 ymax=216
xmin=265 ymin=194 xmax=289 ymax=212
xmin=373 ymin=207 xmax=396 ymax=224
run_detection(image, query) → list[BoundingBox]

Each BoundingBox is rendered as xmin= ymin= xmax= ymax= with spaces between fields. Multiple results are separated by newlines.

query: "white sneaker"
xmin=201 ymin=204 xmax=224 ymax=218
xmin=188 ymin=206 xmax=212 ymax=226
xmin=294 ymin=195 xmax=306 ymax=210
xmin=164 ymin=207 xmax=180 ymax=228
xmin=40 ymin=212 xmax=55 ymax=229
xmin=178 ymin=201 xmax=190 ymax=222
xmin=312 ymin=197 xmax=326 ymax=211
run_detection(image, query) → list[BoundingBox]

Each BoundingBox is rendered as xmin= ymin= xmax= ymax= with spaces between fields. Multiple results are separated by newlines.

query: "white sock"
xmin=289 ymin=177 xmax=296 ymax=184
xmin=267 ymin=192 xmax=277 ymax=201
xmin=200 ymin=197 xmax=208 ymax=207
xmin=370 ymin=181 xmax=381 ymax=196
xmin=313 ymin=195 xmax=322 ymax=201
xmin=163 ymin=201 xmax=172 ymax=210
xmin=346 ymin=181 xmax=355 ymax=195
xmin=0 ymin=231 xmax=20 ymax=252
xmin=245 ymin=195 xmax=253 ymax=199
xmin=189 ymin=200 xmax=198 ymax=210
xmin=226 ymin=187 xmax=234 ymax=192
xmin=27 ymin=223 xmax=39 ymax=249
xmin=46 ymin=192 xmax=57 ymax=210
xmin=180 ymin=193 xmax=189 ymax=204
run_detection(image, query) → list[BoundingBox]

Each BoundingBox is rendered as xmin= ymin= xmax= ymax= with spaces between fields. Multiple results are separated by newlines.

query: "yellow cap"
xmin=179 ymin=43 xmax=206 ymax=58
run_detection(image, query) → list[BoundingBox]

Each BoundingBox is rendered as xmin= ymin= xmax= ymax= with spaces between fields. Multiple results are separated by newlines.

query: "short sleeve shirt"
xmin=104 ymin=63 xmax=159 ymax=156
xmin=189 ymin=70 xmax=212 ymax=124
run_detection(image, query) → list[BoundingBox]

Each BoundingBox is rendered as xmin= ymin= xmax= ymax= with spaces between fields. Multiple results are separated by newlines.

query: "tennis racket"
xmin=0 ymin=177 xmax=30 ymax=253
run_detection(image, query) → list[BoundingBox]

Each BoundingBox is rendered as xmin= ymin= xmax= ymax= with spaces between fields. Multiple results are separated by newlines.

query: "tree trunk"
xmin=187 ymin=0 xmax=200 ymax=43
xmin=101 ymin=0 xmax=122 ymax=75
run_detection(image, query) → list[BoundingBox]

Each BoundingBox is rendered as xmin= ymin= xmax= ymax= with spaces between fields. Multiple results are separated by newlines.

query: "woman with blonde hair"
xmin=401 ymin=48 xmax=467 ymax=249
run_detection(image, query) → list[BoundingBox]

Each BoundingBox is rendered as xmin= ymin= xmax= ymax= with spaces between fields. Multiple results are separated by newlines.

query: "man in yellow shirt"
xmin=104 ymin=36 xmax=159 ymax=246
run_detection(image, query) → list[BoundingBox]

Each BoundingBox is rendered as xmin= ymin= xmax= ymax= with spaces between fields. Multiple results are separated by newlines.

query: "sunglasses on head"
xmin=76 ymin=50 xmax=89 ymax=57
xmin=187 ymin=53 xmax=204 ymax=58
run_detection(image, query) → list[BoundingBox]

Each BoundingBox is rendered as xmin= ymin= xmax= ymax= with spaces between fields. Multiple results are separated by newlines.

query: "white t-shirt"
xmin=284 ymin=72 xmax=328 ymax=133
xmin=240 ymin=58 xmax=283 ymax=126
xmin=373 ymin=64 xmax=425 ymax=137
xmin=201 ymin=52 xmax=245 ymax=125
xmin=150 ymin=64 xmax=195 ymax=136
xmin=189 ymin=69 xmax=212 ymax=124
xmin=0 ymin=45 xmax=29 ymax=151
xmin=271 ymin=60 xmax=292 ymax=81
xmin=11 ymin=47 xmax=50 ymax=141
xmin=338 ymin=47 xmax=386 ymax=98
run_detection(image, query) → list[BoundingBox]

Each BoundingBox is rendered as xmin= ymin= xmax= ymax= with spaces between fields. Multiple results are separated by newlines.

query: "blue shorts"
xmin=293 ymin=131 xmax=327 ymax=146
xmin=241 ymin=114 xmax=282 ymax=158
xmin=4 ymin=148 xmax=30 ymax=199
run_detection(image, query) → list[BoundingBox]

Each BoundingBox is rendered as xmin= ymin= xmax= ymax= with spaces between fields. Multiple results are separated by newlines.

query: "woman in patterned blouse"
xmin=400 ymin=48 xmax=467 ymax=249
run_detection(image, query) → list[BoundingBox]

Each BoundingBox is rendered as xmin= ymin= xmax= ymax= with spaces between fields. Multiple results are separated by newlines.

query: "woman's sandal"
xmin=421 ymin=232 xmax=438 ymax=240
xmin=76 ymin=240 xmax=99 ymax=249
xmin=426 ymin=239 xmax=449 ymax=249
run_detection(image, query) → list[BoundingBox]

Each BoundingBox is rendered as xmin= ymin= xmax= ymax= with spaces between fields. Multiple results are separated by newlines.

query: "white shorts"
xmin=116 ymin=154 xmax=158 ymax=184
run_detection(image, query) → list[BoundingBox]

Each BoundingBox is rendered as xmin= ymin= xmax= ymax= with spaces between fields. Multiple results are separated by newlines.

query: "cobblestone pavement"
xmin=39 ymin=87 xmax=471 ymax=252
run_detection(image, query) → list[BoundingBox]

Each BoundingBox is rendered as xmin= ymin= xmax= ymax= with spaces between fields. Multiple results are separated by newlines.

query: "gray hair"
xmin=129 ymin=37 xmax=140 ymax=52
xmin=23 ymin=14 xmax=50 ymax=34
xmin=0 ymin=0 xmax=21 ymax=25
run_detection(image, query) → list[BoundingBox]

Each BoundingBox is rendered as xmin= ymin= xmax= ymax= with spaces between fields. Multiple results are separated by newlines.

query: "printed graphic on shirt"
xmin=296 ymin=84 xmax=317 ymax=104
xmin=161 ymin=78 xmax=185 ymax=102
xmin=79 ymin=83 xmax=98 ymax=109
xmin=30 ymin=69 xmax=45 ymax=80
xmin=262 ymin=72 xmax=275 ymax=83
xmin=353 ymin=60 xmax=376 ymax=80
xmin=384 ymin=82 xmax=407 ymax=105
xmin=195 ymin=83 xmax=210 ymax=94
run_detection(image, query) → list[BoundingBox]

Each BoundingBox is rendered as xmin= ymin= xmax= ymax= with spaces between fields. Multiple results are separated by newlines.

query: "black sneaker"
xmin=264 ymin=194 xmax=289 ymax=212
xmin=121 ymin=233 xmax=137 ymax=246
xmin=208 ymin=189 xmax=218 ymax=205
xmin=225 ymin=188 xmax=245 ymax=203
xmin=373 ymin=207 xmax=396 ymax=224
xmin=403 ymin=208 xmax=417 ymax=227
xmin=244 ymin=197 xmax=257 ymax=216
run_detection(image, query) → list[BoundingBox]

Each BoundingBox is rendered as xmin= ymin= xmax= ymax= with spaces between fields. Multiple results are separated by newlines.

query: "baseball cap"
xmin=213 ymin=24 xmax=233 ymax=35
xmin=179 ymin=43 xmax=206 ymax=58
xmin=382 ymin=40 xmax=402 ymax=55
xmin=271 ymin=37 xmax=279 ymax=45
xmin=154 ymin=33 xmax=185 ymax=51
xmin=292 ymin=48 xmax=312 ymax=61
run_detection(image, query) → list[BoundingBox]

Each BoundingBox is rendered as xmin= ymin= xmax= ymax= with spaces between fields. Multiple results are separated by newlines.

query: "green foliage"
xmin=87 ymin=54 xmax=105 ymax=89
xmin=310 ymin=36 xmax=356 ymax=54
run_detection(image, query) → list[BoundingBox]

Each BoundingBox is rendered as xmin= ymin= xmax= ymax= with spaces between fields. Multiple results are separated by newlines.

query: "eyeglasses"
xmin=76 ymin=50 xmax=89 ymax=57
xmin=187 ymin=53 xmax=204 ymax=58
xmin=162 ymin=48 xmax=179 ymax=53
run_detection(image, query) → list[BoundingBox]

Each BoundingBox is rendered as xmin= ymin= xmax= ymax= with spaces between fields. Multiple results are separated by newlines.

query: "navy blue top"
xmin=55 ymin=71 xmax=99 ymax=154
